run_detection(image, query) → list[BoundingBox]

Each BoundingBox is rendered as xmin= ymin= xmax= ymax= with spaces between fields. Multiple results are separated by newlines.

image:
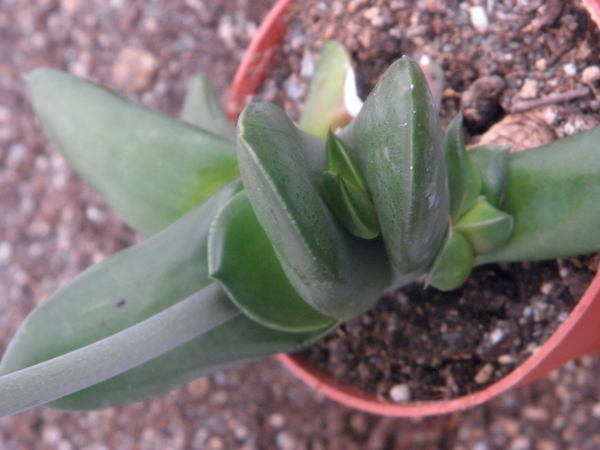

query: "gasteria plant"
xmin=1 ymin=41 xmax=600 ymax=417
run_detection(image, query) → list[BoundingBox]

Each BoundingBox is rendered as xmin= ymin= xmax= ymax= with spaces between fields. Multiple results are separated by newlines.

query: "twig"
xmin=510 ymin=87 xmax=591 ymax=113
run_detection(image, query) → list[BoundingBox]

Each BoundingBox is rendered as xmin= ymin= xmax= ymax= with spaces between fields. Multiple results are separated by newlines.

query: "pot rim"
xmin=227 ymin=0 xmax=600 ymax=417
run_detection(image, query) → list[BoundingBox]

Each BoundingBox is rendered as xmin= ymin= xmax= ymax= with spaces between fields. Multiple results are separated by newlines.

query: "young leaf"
xmin=468 ymin=144 xmax=510 ymax=207
xmin=445 ymin=113 xmax=482 ymax=220
xmin=340 ymin=56 xmax=449 ymax=287
xmin=180 ymin=73 xmax=237 ymax=142
xmin=322 ymin=130 xmax=379 ymax=239
xmin=425 ymin=229 xmax=475 ymax=291
xmin=0 ymin=181 xmax=242 ymax=378
xmin=455 ymin=197 xmax=514 ymax=254
xmin=321 ymin=171 xmax=380 ymax=239
xmin=208 ymin=190 xmax=336 ymax=332
xmin=26 ymin=69 xmax=240 ymax=236
xmin=237 ymin=102 xmax=390 ymax=320
xmin=298 ymin=40 xmax=362 ymax=137
xmin=476 ymin=125 xmax=600 ymax=264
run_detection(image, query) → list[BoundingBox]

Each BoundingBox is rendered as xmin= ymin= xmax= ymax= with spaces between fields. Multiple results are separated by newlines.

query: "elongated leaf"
xmin=50 ymin=314 xmax=335 ymax=411
xmin=477 ymin=125 xmax=600 ymax=263
xmin=445 ymin=113 xmax=481 ymax=221
xmin=237 ymin=103 xmax=390 ymax=320
xmin=26 ymin=69 xmax=240 ymax=236
xmin=0 ymin=181 xmax=242 ymax=378
xmin=180 ymin=74 xmax=237 ymax=142
xmin=340 ymin=56 xmax=449 ymax=287
xmin=0 ymin=283 xmax=239 ymax=417
xmin=298 ymin=40 xmax=362 ymax=137
xmin=209 ymin=190 xmax=336 ymax=332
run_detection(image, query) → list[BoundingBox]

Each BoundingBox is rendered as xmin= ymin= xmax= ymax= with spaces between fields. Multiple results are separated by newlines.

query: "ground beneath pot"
xmin=3 ymin=1 xmax=600 ymax=449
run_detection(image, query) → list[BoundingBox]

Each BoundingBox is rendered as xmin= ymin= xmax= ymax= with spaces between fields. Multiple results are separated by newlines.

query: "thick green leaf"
xmin=0 ymin=283 xmax=239 ymax=416
xmin=180 ymin=73 xmax=237 ymax=142
xmin=445 ymin=113 xmax=481 ymax=221
xmin=49 ymin=315 xmax=336 ymax=411
xmin=298 ymin=40 xmax=362 ymax=137
xmin=455 ymin=198 xmax=514 ymax=255
xmin=477 ymin=125 xmax=600 ymax=263
xmin=0 ymin=181 xmax=242 ymax=378
xmin=209 ymin=190 xmax=336 ymax=332
xmin=340 ymin=56 xmax=449 ymax=287
xmin=322 ymin=131 xmax=379 ymax=239
xmin=468 ymin=145 xmax=510 ymax=207
xmin=237 ymin=103 xmax=390 ymax=320
xmin=26 ymin=68 xmax=240 ymax=236
xmin=322 ymin=171 xmax=380 ymax=239
xmin=425 ymin=229 xmax=474 ymax=291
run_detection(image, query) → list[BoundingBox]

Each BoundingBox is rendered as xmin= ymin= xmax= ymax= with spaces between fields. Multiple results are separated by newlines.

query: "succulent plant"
xmin=1 ymin=41 xmax=599 ymax=417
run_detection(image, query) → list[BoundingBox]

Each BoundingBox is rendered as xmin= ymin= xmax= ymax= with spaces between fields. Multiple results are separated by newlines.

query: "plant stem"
xmin=0 ymin=283 xmax=239 ymax=418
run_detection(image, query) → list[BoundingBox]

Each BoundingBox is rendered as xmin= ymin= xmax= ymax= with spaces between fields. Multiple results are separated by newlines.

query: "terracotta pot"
xmin=226 ymin=0 xmax=600 ymax=417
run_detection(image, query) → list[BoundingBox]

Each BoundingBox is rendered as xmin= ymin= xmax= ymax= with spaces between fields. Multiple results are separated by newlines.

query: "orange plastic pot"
xmin=226 ymin=0 xmax=600 ymax=417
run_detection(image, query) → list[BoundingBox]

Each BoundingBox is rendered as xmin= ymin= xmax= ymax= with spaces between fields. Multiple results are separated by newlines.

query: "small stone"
xmin=474 ymin=363 xmax=494 ymax=384
xmin=519 ymin=79 xmax=538 ymax=99
xmin=276 ymin=431 xmax=295 ymax=450
xmin=267 ymin=413 xmax=286 ymax=429
xmin=469 ymin=6 xmax=489 ymax=33
xmin=509 ymin=436 xmax=531 ymax=450
xmin=540 ymin=282 xmax=553 ymax=295
xmin=61 ymin=0 xmax=80 ymax=13
xmin=522 ymin=406 xmax=549 ymax=421
xmin=536 ymin=441 xmax=558 ymax=450
xmin=112 ymin=47 xmax=158 ymax=93
xmin=535 ymin=58 xmax=547 ymax=71
xmin=349 ymin=413 xmax=369 ymax=436
xmin=563 ymin=63 xmax=577 ymax=77
xmin=207 ymin=436 xmax=224 ymax=450
xmin=582 ymin=66 xmax=600 ymax=83
xmin=591 ymin=401 xmax=600 ymax=418
xmin=187 ymin=377 xmax=211 ymax=399
xmin=363 ymin=6 xmax=383 ymax=27
xmin=0 ymin=242 xmax=12 ymax=265
xmin=389 ymin=383 xmax=411 ymax=402
xmin=497 ymin=354 xmax=517 ymax=365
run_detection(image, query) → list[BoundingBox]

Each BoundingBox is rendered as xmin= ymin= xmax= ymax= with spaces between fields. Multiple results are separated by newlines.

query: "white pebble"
xmin=563 ymin=63 xmax=577 ymax=77
xmin=389 ymin=383 xmax=411 ymax=402
xmin=469 ymin=6 xmax=489 ymax=33
xmin=582 ymin=66 xmax=600 ymax=83
xmin=591 ymin=401 xmax=600 ymax=418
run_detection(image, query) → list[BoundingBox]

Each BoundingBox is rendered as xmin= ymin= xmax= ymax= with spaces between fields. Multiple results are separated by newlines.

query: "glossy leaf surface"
xmin=26 ymin=69 xmax=240 ymax=236
xmin=180 ymin=73 xmax=237 ymax=142
xmin=209 ymin=190 xmax=336 ymax=331
xmin=237 ymin=102 xmax=390 ymax=319
xmin=445 ymin=113 xmax=481 ymax=220
xmin=340 ymin=57 xmax=449 ymax=287
xmin=477 ymin=125 xmax=600 ymax=263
